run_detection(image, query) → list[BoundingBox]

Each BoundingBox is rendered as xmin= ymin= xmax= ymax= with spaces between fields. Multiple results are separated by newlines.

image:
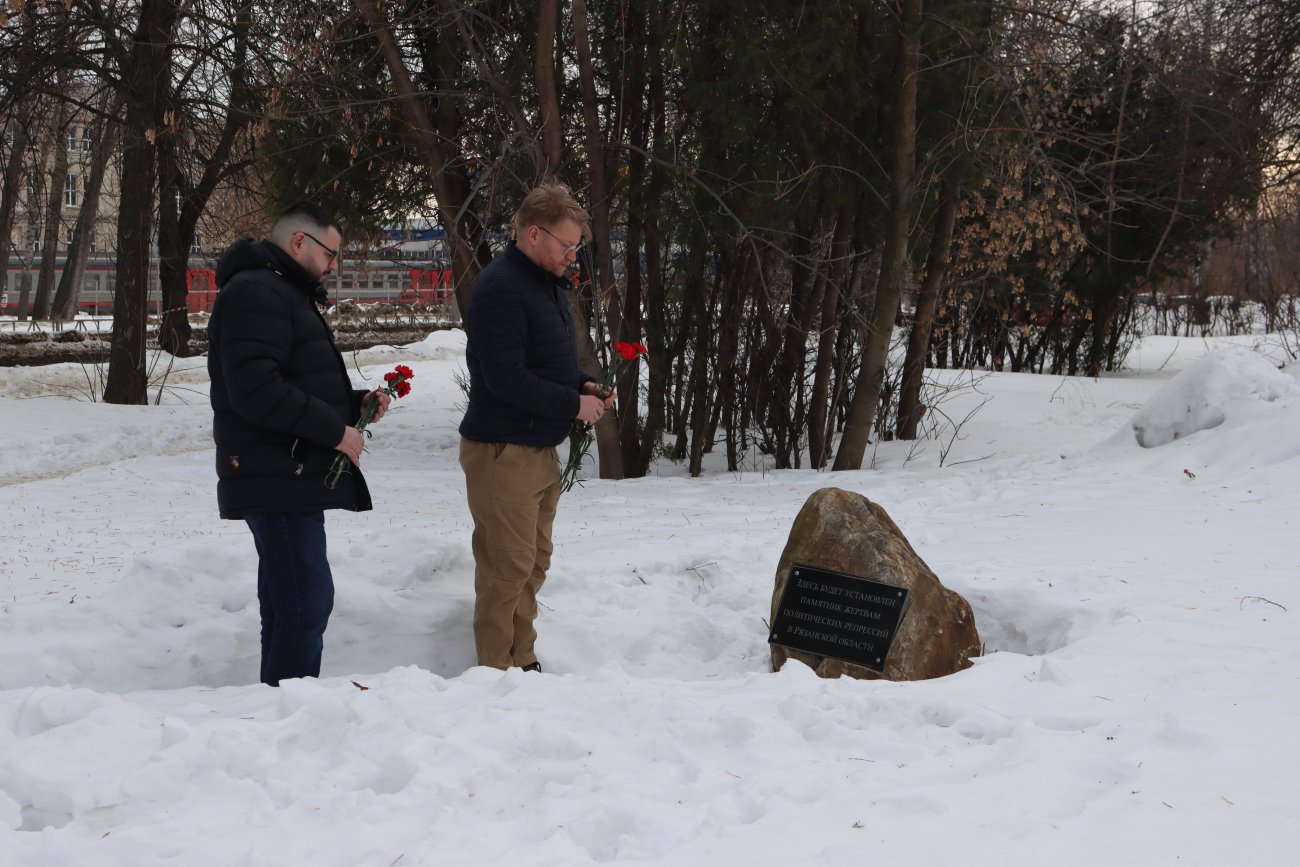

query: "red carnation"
xmin=562 ymin=340 xmax=649 ymax=493
xmin=613 ymin=341 xmax=648 ymax=362
xmin=326 ymin=364 xmax=415 ymax=489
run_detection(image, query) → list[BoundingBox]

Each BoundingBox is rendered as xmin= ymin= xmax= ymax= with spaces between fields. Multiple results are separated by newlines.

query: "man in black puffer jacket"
xmin=208 ymin=201 xmax=390 ymax=686
xmin=459 ymin=183 xmax=613 ymax=672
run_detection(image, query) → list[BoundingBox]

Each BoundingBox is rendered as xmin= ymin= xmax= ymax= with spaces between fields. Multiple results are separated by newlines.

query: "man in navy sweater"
xmin=459 ymin=183 xmax=612 ymax=671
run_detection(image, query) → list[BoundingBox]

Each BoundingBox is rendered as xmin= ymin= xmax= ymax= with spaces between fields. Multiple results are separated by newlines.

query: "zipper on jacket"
xmin=290 ymin=439 xmax=305 ymax=476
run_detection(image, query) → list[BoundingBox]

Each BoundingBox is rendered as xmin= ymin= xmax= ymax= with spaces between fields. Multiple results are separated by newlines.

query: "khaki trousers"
xmin=459 ymin=438 xmax=561 ymax=669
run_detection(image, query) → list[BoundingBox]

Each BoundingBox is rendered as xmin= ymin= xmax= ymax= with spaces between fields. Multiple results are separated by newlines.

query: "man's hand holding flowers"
xmin=327 ymin=364 xmax=414 ymax=487
xmin=561 ymin=342 xmax=647 ymax=493
xmin=336 ymin=388 xmax=393 ymax=467
xmin=576 ymin=380 xmax=616 ymax=424
xmin=335 ymin=426 xmax=366 ymax=467
xmin=584 ymin=380 xmax=618 ymax=405
xmin=365 ymin=388 xmax=393 ymax=421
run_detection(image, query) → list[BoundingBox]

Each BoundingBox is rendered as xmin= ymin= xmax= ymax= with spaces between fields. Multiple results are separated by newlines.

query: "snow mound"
xmin=336 ymin=328 xmax=467 ymax=370
xmin=1117 ymin=349 xmax=1297 ymax=448
xmin=397 ymin=328 xmax=466 ymax=360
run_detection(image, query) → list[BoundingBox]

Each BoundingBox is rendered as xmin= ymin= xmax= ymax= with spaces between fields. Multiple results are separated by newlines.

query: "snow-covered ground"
xmin=0 ymin=330 xmax=1297 ymax=866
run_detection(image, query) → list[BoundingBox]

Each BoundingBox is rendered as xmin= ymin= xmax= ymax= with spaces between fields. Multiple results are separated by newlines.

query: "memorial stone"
xmin=770 ymin=487 xmax=981 ymax=681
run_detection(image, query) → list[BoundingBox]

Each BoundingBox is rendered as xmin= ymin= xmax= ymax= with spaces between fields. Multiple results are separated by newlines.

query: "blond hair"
xmin=512 ymin=182 xmax=591 ymax=241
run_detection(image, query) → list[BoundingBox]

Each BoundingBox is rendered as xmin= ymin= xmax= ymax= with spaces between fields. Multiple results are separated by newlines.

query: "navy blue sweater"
xmin=459 ymin=243 xmax=594 ymax=447
xmin=208 ymin=239 xmax=371 ymax=519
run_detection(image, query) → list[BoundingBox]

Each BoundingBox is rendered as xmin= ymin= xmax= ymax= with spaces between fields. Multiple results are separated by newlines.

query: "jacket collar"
xmin=505 ymin=241 xmax=570 ymax=290
xmin=263 ymin=241 xmax=331 ymax=305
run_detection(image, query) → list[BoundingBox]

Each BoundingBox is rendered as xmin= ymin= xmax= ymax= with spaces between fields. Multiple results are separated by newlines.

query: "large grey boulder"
xmin=770 ymin=487 xmax=980 ymax=681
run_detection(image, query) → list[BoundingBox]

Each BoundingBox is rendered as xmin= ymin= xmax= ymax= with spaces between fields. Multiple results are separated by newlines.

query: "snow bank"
xmin=1115 ymin=349 xmax=1297 ymax=452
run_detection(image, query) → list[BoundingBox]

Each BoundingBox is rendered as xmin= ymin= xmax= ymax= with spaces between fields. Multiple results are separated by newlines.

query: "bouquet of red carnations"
xmin=325 ymin=364 xmax=413 ymax=489
xmin=561 ymin=342 xmax=647 ymax=493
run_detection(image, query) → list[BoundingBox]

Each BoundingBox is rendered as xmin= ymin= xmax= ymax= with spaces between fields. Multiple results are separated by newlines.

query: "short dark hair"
xmin=276 ymin=201 xmax=342 ymax=236
xmin=270 ymin=202 xmax=342 ymax=253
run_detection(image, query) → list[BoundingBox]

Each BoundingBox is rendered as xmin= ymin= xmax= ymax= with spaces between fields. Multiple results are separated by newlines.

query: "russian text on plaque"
xmin=769 ymin=563 xmax=911 ymax=671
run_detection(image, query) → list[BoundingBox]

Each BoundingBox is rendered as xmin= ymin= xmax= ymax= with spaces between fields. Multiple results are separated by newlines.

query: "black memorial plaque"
xmin=769 ymin=563 xmax=910 ymax=671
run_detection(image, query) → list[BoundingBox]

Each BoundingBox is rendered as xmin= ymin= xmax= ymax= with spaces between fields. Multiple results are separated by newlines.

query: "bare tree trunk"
xmin=18 ymin=201 xmax=40 ymax=317
xmin=896 ymin=176 xmax=959 ymax=440
xmin=157 ymin=5 xmax=254 ymax=355
xmin=808 ymin=199 xmax=855 ymax=468
xmin=610 ymin=0 xmax=651 ymax=475
xmin=716 ymin=242 xmax=751 ymax=471
xmin=573 ymin=0 xmax=623 ymax=481
xmin=764 ymin=233 xmax=821 ymax=468
xmin=1084 ymin=48 xmax=1135 ymax=379
xmin=52 ymin=101 xmax=120 ymax=321
xmin=634 ymin=157 xmax=670 ymax=476
xmin=686 ymin=285 xmax=713 ymax=478
xmin=32 ymin=100 xmax=72 ymax=320
xmin=105 ymin=0 xmax=178 ymax=405
xmin=535 ymin=0 xmax=562 ymax=175
xmin=104 ymin=133 xmax=156 ymax=403
xmin=565 ymin=273 xmax=622 ymax=484
xmin=0 ymin=108 xmax=30 ymax=275
xmin=833 ymin=0 xmax=921 ymax=470
xmin=358 ymin=0 xmax=488 ymax=319
xmin=104 ymin=127 xmax=157 ymax=403
xmin=156 ymin=144 xmax=190 ymax=355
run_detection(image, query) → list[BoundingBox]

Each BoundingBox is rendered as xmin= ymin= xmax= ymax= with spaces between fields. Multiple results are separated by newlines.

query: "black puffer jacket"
xmin=459 ymin=243 xmax=594 ymax=447
xmin=208 ymin=239 xmax=371 ymax=519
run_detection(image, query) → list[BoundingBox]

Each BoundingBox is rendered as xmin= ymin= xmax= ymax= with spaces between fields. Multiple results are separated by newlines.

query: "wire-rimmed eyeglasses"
xmin=537 ymin=225 xmax=583 ymax=256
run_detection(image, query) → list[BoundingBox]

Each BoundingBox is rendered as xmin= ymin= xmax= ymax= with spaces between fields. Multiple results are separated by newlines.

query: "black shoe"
xmin=521 ymin=661 xmax=542 ymax=673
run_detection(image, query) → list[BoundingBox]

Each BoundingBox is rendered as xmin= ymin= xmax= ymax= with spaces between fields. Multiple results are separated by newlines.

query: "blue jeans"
xmin=245 ymin=511 xmax=334 ymax=686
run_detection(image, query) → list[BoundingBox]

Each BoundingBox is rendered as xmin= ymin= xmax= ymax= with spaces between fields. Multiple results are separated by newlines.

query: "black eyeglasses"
xmin=537 ymin=225 xmax=583 ymax=256
xmin=301 ymin=231 xmax=339 ymax=263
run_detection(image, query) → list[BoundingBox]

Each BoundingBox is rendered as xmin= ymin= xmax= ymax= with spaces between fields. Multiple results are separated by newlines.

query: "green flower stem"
xmin=560 ymin=423 xmax=595 ymax=494
xmin=559 ymin=360 xmax=630 ymax=494
xmin=324 ymin=388 xmax=385 ymax=489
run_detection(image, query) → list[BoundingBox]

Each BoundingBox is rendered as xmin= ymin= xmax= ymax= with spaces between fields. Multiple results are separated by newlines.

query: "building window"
xmin=90 ymin=230 xmax=97 ymax=253
xmin=191 ymin=233 xmax=203 ymax=253
xmin=66 ymin=126 xmax=80 ymax=151
xmin=65 ymin=173 xmax=80 ymax=207
xmin=82 ymin=127 xmax=94 ymax=151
